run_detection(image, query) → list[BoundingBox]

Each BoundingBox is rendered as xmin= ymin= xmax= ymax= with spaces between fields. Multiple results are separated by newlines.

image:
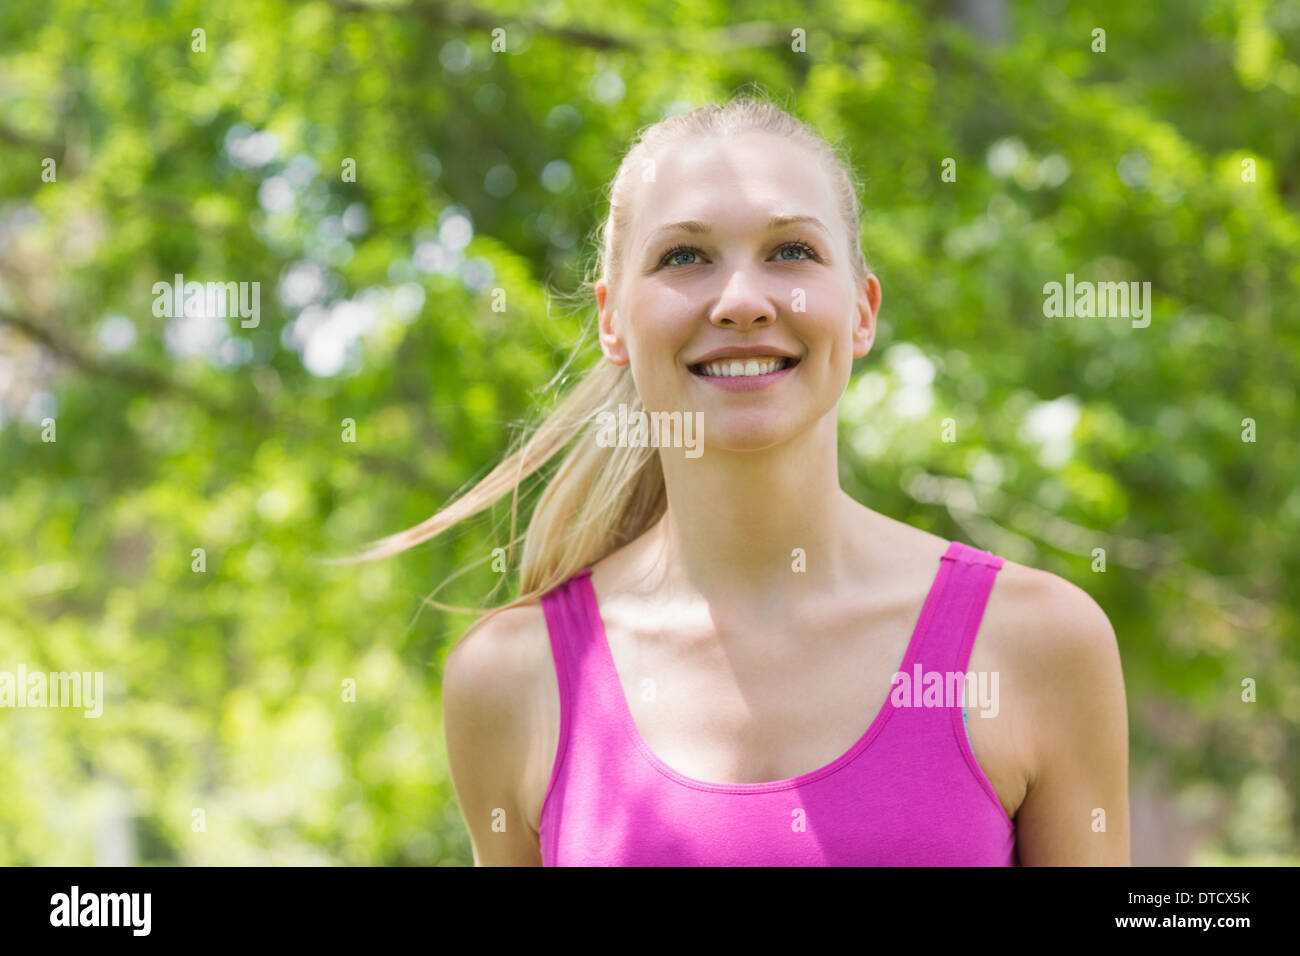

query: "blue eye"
xmin=662 ymin=246 xmax=701 ymax=267
xmin=657 ymin=239 xmax=821 ymax=269
xmin=777 ymin=241 xmax=817 ymax=261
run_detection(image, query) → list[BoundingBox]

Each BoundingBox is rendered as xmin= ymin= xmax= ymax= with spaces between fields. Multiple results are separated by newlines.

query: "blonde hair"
xmin=333 ymin=88 xmax=871 ymax=627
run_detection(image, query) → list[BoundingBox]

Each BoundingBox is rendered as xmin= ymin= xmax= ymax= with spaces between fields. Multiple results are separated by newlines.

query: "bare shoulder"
xmin=981 ymin=558 xmax=1130 ymax=863
xmin=446 ymin=601 xmax=553 ymax=692
xmin=983 ymin=559 xmax=1121 ymax=687
xmin=442 ymin=601 xmax=554 ymax=866
xmin=982 ymin=559 xmax=1127 ymax=788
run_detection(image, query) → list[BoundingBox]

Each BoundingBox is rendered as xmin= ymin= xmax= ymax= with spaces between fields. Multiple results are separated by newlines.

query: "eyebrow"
xmin=644 ymin=215 xmax=832 ymax=250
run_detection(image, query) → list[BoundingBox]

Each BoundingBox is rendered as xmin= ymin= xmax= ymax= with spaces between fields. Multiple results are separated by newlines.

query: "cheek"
xmin=647 ymin=284 xmax=701 ymax=324
xmin=630 ymin=292 xmax=697 ymax=350
xmin=794 ymin=289 xmax=853 ymax=337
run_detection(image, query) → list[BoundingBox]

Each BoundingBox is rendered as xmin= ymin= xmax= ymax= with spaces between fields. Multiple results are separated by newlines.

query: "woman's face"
xmin=596 ymin=130 xmax=880 ymax=452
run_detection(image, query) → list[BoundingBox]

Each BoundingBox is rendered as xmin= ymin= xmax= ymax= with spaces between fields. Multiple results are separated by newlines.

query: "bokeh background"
xmin=1 ymin=0 xmax=1297 ymax=865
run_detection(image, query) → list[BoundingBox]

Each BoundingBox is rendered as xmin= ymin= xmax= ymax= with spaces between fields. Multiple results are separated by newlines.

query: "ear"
xmin=852 ymin=273 xmax=881 ymax=359
xmin=596 ymin=278 xmax=630 ymax=365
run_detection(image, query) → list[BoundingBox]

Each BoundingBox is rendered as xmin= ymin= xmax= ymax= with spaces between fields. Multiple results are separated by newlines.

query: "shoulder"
xmin=442 ymin=601 xmax=553 ymax=755
xmin=445 ymin=600 xmax=553 ymax=693
xmin=982 ymin=558 xmax=1127 ymax=782
xmin=981 ymin=558 xmax=1130 ymax=862
xmin=441 ymin=600 xmax=555 ymax=861
xmin=984 ymin=559 xmax=1120 ymax=679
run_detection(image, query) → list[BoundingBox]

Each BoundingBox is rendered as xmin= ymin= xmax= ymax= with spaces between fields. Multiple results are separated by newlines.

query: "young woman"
xmin=363 ymin=96 xmax=1130 ymax=865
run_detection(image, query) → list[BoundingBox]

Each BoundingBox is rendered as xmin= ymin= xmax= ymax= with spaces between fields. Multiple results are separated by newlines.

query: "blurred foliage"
xmin=0 ymin=0 xmax=1297 ymax=865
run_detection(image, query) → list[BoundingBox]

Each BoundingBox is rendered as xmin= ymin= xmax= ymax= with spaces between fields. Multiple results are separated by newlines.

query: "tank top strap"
xmin=538 ymin=567 xmax=626 ymax=750
xmin=912 ymin=540 xmax=1005 ymax=675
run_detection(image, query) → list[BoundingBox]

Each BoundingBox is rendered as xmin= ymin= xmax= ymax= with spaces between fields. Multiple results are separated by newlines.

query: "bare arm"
xmin=442 ymin=606 xmax=547 ymax=866
xmin=1013 ymin=574 xmax=1131 ymax=865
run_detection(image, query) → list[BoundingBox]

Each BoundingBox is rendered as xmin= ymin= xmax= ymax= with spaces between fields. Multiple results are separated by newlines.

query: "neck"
xmin=640 ymin=412 xmax=859 ymax=613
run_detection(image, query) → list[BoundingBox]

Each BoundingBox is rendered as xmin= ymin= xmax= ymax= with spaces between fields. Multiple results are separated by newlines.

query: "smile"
xmin=689 ymin=356 xmax=797 ymax=377
xmin=687 ymin=355 xmax=799 ymax=391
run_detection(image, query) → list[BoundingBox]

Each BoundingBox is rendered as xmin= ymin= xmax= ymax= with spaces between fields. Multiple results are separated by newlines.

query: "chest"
xmin=525 ymin=596 xmax=1031 ymax=830
xmin=604 ymin=613 xmax=915 ymax=784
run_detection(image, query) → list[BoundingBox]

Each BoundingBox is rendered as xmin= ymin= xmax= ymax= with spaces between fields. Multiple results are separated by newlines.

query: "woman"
xmin=364 ymin=95 xmax=1130 ymax=865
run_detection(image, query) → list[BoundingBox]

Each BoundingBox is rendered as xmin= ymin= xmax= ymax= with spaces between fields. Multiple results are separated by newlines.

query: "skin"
xmin=442 ymin=130 xmax=1131 ymax=866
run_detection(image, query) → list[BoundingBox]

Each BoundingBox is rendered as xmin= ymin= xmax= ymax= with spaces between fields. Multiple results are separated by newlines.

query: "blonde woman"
xmin=365 ymin=95 xmax=1130 ymax=865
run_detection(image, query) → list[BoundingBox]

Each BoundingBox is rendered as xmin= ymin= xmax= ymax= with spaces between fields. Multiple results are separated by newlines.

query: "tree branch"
xmin=0 ymin=121 xmax=65 ymax=164
xmin=0 ymin=308 xmax=248 ymax=421
xmin=311 ymin=0 xmax=631 ymax=50
xmin=1 ymin=308 xmax=450 ymax=494
xmin=903 ymin=469 xmax=1271 ymax=630
xmin=300 ymin=0 xmax=826 ymax=53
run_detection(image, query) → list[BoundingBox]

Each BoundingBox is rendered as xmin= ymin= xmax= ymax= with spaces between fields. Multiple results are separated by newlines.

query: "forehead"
xmin=628 ymin=130 xmax=839 ymax=246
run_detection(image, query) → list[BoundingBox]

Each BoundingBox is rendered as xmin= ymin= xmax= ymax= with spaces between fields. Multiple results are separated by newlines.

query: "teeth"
xmin=696 ymin=357 xmax=789 ymax=377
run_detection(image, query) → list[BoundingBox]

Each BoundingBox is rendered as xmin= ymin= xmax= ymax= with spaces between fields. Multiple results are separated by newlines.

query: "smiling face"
xmin=596 ymin=130 xmax=881 ymax=452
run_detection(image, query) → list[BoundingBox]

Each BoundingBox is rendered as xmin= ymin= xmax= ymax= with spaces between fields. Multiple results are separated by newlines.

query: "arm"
xmin=441 ymin=605 xmax=547 ymax=866
xmin=1013 ymin=574 xmax=1131 ymax=865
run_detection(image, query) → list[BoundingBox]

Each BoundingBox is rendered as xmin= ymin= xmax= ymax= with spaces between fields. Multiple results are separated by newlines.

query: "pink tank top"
xmin=537 ymin=539 xmax=1017 ymax=865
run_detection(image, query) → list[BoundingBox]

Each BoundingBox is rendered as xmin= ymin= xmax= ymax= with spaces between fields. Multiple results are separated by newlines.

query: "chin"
xmin=692 ymin=416 xmax=799 ymax=453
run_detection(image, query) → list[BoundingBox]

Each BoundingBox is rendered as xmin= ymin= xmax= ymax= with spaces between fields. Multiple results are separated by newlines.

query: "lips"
xmin=686 ymin=357 xmax=799 ymax=393
xmin=687 ymin=354 xmax=801 ymax=376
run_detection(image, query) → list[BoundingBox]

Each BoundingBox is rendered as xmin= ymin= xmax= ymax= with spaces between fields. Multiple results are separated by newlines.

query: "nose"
xmin=707 ymin=269 xmax=776 ymax=330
